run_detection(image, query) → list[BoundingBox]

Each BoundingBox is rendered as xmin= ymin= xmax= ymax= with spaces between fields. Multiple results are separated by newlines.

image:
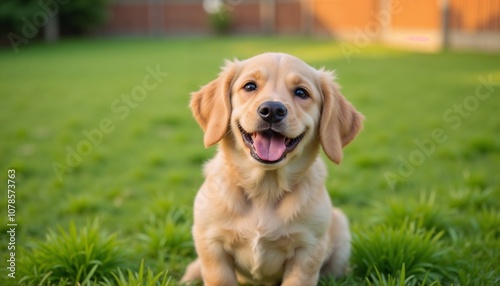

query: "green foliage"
xmin=18 ymin=277 xmax=71 ymax=286
xmin=448 ymin=187 xmax=494 ymax=211
xmin=363 ymin=263 xmax=450 ymax=286
xmin=112 ymin=260 xmax=174 ymax=286
xmin=0 ymin=0 xmax=39 ymax=36
xmin=370 ymin=192 xmax=454 ymax=235
xmin=19 ymin=220 xmax=128 ymax=285
xmin=59 ymin=0 xmax=110 ymax=35
xmin=209 ymin=7 xmax=232 ymax=34
xmin=0 ymin=0 xmax=109 ymax=40
xmin=474 ymin=207 xmax=500 ymax=238
xmin=134 ymin=208 xmax=195 ymax=277
xmin=137 ymin=209 xmax=195 ymax=260
xmin=351 ymin=221 xmax=455 ymax=284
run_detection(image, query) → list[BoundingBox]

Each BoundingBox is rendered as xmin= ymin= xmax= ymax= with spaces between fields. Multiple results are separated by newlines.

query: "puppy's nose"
xmin=258 ymin=101 xmax=287 ymax=123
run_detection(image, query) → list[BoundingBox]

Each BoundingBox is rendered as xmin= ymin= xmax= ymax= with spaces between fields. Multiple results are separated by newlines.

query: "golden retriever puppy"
xmin=181 ymin=53 xmax=363 ymax=286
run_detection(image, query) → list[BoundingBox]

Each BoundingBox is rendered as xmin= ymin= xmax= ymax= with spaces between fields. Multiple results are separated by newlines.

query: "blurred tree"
xmin=59 ymin=0 xmax=109 ymax=35
xmin=210 ymin=8 xmax=232 ymax=35
xmin=203 ymin=0 xmax=232 ymax=34
xmin=0 ymin=0 xmax=39 ymax=39
xmin=0 ymin=0 xmax=109 ymax=47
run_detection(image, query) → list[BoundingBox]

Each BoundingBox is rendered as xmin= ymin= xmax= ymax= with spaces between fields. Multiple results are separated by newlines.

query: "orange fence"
xmin=450 ymin=0 xmax=500 ymax=32
xmin=102 ymin=0 xmax=500 ymax=50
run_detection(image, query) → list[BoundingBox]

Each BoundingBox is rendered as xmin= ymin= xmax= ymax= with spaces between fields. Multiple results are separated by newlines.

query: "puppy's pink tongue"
xmin=253 ymin=131 xmax=286 ymax=162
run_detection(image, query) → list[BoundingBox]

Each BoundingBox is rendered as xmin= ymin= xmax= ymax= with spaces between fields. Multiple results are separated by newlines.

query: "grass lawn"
xmin=0 ymin=36 xmax=499 ymax=285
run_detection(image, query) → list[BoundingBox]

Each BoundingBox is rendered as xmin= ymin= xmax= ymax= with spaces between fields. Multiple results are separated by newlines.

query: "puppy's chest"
xmin=222 ymin=204 xmax=303 ymax=279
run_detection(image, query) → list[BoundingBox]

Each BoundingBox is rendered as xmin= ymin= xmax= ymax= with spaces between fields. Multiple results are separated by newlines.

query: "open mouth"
xmin=239 ymin=125 xmax=305 ymax=164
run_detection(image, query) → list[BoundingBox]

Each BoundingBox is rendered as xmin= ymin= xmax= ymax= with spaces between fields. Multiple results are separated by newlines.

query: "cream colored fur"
xmin=181 ymin=53 xmax=363 ymax=286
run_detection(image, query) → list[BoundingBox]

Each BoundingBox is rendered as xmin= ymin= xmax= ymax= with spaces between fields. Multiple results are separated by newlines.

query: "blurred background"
xmin=1 ymin=0 xmax=500 ymax=51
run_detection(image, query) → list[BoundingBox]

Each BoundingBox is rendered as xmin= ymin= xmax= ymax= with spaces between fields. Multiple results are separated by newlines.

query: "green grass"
xmin=111 ymin=259 xmax=174 ymax=286
xmin=0 ymin=36 xmax=499 ymax=285
xmin=18 ymin=220 xmax=128 ymax=285
xmin=351 ymin=220 xmax=454 ymax=283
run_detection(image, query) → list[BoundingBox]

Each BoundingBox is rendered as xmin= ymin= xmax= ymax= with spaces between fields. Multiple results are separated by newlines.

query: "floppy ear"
xmin=190 ymin=60 xmax=238 ymax=147
xmin=319 ymin=70 xmax=364 ymax=164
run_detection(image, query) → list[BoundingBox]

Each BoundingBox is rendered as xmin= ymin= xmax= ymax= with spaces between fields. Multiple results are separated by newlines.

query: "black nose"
xmin=258 ymin=101 xmax=287 ymax=123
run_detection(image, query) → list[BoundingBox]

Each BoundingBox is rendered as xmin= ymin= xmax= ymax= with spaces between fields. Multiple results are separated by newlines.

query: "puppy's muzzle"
xmin=258 ymin=101 xmax=287 ymax=123
xmin=239 ymin=101 xmax=305 ymax=164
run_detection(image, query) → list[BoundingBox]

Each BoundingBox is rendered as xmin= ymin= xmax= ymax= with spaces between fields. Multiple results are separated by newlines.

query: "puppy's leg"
xmin=282 ymin=240 xmax=328 ymax=286
xmin=180 ymin=258 xmax=201 ymax=284
xmin=320 ymin=208 xmax=351 ymax=278
xmin=181 ymin=244 xmax=237 ymax=286
xmin=196 ymin=240 xmax=238 ymax=286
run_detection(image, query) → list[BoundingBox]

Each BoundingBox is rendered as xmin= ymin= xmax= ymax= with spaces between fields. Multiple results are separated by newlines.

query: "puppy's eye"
xmin=294 ymin=87 xmax=309 ymax=99
xmin=243 ymin=82 xmax=257 ymax=92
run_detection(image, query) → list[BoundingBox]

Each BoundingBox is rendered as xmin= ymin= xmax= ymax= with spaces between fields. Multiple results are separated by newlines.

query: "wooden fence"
xmin=101 ymin=0 xmax=500 ymax=51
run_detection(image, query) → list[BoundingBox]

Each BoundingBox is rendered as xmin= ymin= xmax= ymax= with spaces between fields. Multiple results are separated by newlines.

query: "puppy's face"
xmin=230 ymin=54 xmax=322 ymax=166
xmin=190 ymin=53 xmax=363 ymax=166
